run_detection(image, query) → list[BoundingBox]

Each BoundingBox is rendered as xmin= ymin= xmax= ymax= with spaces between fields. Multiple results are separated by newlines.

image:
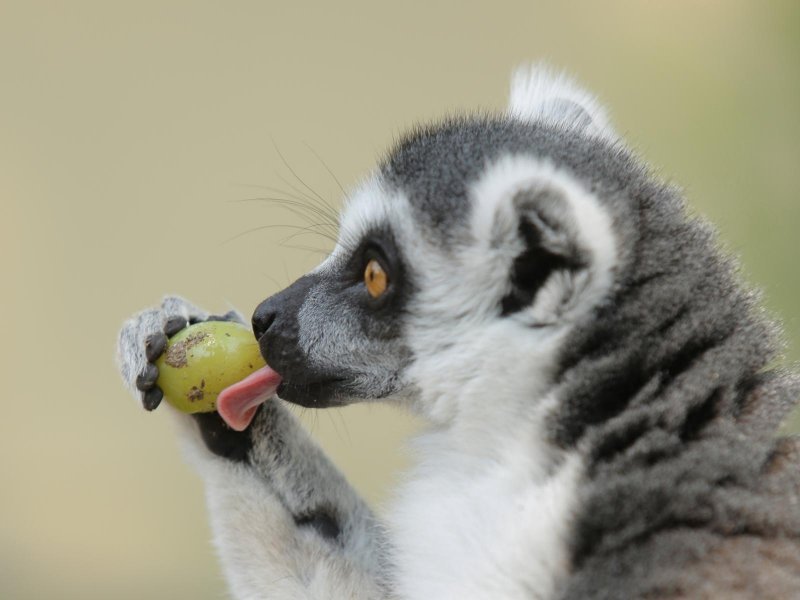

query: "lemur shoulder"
xmin=118 ymin=65 xmax=800 ymax=599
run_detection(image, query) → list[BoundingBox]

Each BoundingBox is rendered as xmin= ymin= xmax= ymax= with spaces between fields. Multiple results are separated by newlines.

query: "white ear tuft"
xmin=508 ymin=63 xmax=615 ymax=139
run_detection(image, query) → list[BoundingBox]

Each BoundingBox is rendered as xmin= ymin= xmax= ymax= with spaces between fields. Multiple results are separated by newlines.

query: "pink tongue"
xmin=217 ymin=365 xmax=283 ymax=431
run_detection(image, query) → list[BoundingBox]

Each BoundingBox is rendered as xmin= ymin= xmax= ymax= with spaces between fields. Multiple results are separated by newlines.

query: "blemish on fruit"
xmin=187 ymin=385 xmax=205 ymax=402
xmin=164 ymin=331 xmax=209 ymax=368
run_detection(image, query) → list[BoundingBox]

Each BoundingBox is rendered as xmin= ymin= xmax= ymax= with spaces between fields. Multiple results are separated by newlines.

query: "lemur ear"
xmin=472 ymin=157 xmax=617 ymax=323
xmin=499 ymin=184 xmax=586 ymax=316
xmin=508 ymin=64 xmax=615 ymax=140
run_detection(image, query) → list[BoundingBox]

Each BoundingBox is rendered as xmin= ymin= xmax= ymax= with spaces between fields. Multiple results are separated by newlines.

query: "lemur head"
xmin=246 ymin=65 xmax=770 ymax=434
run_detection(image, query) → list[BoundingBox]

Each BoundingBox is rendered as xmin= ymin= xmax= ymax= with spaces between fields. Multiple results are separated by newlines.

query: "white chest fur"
xmin=388 ymin=421 xmax=583 ymax=600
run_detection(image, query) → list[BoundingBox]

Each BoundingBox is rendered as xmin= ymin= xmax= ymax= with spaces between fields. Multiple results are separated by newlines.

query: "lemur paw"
xmin=117 ymin=297 xmax=254 ymax=461
xmin=117 ymin=297 xmax=244 ymax=410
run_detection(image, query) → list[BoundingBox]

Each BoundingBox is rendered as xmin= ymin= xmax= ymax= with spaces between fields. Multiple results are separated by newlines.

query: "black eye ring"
xmin=348 ymin=234 xmax=401 ymax=308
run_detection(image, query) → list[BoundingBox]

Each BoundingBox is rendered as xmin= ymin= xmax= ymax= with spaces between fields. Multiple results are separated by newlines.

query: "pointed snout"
xmin=252 ymin=299 xmax=277 ymax=341
xmin=251 ymin=274 xmax=319 ymax=343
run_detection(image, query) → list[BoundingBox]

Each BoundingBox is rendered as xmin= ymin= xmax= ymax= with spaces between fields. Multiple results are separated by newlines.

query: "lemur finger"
xmin=164 ymin=315 xmax=188 ymax=337
xmin=136 ymin=363 xmax=159 ymax=391
xmin=144 ymin=332 xmax=168 ymax=362
xmin=142 ymin=387 xmax=163 ymax=411
xmin=206 ymin=310 xmax=243 ymax=323
xmin=139 ymin=317 xmax=189 ymax=410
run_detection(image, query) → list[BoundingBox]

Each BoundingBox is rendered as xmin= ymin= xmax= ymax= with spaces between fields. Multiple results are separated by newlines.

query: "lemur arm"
xmin=117 ymin=296 xmax=390 ymax=600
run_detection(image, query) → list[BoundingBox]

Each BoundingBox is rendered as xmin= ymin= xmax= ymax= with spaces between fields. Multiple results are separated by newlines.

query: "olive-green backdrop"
xmin=1 ymin=2 xmax=798 ymax=598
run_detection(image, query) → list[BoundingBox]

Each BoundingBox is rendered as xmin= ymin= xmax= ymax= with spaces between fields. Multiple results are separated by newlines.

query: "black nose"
xmin=252 ymin=275 xmax=319 ymax=342
xmin=252 ymin=299 xmax=277 ymax=341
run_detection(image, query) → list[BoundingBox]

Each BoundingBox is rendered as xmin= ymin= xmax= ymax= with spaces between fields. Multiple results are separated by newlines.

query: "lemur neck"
xmin=396 ymin=387 xmax=584 ymax=600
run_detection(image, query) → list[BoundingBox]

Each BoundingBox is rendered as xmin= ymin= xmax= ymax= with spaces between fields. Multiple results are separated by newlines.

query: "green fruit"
xmin=155 ymin=321 xmax=266 ymax=413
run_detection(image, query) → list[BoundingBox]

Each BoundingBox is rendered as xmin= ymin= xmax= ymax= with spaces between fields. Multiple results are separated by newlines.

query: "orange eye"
xmin=364 ymin=259 xmax=388 ymax=298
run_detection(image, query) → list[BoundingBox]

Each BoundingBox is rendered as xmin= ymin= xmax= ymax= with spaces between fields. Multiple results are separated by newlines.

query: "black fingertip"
xmin=206 ymin=311 xmax=240 ymax=322
xmin=142 ymin=387 xmax=163 ymax=411
xmin=144 ymin=332 xmax=168 ymax=362
xmin=164 ymin=315 xmax=188 ymax=337
xmin=135 ymin=363 xmax=159 ymax=391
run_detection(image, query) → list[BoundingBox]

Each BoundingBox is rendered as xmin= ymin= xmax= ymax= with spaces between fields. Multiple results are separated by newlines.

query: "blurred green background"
xmin=1 ymin=1 xmax=797 ymax=598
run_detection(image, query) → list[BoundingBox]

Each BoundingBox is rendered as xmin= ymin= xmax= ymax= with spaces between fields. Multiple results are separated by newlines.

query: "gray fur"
xmin=298 ymin=276 xmax=411 ymax=400
xmin=384 ymin=113 xmax=800 ymax=597
xmin=381 ymin=115 xmax=634 ymax=246
xmin=542 ymin=148 xmax=800 ymax=596
xmin=116 ymin=68 xmax=800 ymax=598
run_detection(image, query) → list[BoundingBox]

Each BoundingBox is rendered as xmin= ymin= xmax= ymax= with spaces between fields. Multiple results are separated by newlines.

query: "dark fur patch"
xmin=295 ymin=510 xmax=341 ymax=541
xmin=193 ymin=410 xmax=255 ymax=463
xmin=500 ymin=216 xmax=581 ymax=316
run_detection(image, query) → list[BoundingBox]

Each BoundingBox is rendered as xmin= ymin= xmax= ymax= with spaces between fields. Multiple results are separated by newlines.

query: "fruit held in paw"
xmin=155 ymin=321 xmax=266 ymax=413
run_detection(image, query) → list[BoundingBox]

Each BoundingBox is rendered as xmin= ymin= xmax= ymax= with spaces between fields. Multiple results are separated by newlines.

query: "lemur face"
xmin=253 ymin=67 xmax=624 ymax=420
xmin=251 ymin=207 xmax=413 ymax=408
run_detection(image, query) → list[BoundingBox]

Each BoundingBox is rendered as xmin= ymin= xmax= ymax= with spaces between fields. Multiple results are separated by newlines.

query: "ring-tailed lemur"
xmin=117 ymin=65 xmax=800 ymax=599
